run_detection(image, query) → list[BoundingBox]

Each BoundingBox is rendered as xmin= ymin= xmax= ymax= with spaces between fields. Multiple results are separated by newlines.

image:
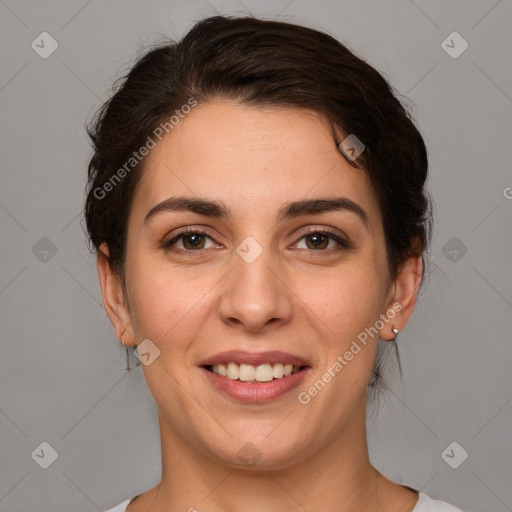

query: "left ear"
xmin=380 ymin=252 xmax=424 ymax=340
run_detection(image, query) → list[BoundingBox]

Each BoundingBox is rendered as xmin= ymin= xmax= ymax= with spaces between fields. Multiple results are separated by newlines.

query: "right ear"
xmin=96 ymin=242 xmax=136 ymax=346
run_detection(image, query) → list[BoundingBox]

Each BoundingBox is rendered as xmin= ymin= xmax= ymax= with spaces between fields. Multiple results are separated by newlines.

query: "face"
xmin=99 ymin=101 xmax=419 ymax=470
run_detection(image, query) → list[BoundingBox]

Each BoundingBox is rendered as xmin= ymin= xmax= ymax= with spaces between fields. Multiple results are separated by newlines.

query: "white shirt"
xmin=103 ymin=491 xmax=468 ymax=511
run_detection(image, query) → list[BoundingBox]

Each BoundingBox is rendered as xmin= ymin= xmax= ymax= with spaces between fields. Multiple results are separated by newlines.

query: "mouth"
xmin=203 ymin=362 xmax=307 ymax=382
xmin=198 ymin=350 xmax=311 ymax=402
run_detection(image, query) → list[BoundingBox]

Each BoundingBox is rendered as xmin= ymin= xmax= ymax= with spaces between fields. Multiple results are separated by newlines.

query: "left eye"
xmin=294 ymin=230 xmax=348 ymax=251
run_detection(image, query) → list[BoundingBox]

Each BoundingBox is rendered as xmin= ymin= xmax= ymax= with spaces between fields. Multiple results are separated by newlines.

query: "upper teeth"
xmin=211 ymin=362 xmax=301 ymax=382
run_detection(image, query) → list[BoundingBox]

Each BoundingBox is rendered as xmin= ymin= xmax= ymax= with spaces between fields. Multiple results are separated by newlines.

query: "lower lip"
xmin=201 ymin=367 xmax=310 ymax=403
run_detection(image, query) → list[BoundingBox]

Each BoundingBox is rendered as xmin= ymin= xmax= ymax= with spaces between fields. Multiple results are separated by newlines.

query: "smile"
xmin=205 ymin=362 xmax=303 ymax=382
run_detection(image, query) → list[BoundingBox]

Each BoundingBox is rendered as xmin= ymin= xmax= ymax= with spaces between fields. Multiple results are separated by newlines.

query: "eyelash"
xmin=160 ymin=226 xmax=352 ymax=257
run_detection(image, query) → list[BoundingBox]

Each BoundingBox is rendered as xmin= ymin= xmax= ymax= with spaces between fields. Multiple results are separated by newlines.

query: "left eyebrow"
xmin=144 ymin=196 xmax=369 ymax=229
xmin=276 ymin=197 xmax=369 ymax=228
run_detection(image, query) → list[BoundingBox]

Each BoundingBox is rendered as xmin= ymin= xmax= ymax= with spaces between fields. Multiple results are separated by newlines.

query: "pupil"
xmin=308 ymin=233 xmax=327 ymax=249
xmin=185 ymin=234 xmax=203 ymax=249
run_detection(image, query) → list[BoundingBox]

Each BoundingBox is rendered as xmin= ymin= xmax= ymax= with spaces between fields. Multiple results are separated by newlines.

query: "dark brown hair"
xmin=84 ymin=15 xmax=432 ymax=395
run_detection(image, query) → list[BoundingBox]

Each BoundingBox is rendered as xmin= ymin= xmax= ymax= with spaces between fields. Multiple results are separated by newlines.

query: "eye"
xmin=161 ymin=226 xmax=351 ymax=256
xmin=293 ymin=228 xmax=351 ymax=251
xmin=161 ymin=228 xmax=218 ymax=254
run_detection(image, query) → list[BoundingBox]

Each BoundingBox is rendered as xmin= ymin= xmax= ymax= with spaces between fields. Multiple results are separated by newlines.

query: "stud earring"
xmin=382 ymin=326 xmax=399 ymax=342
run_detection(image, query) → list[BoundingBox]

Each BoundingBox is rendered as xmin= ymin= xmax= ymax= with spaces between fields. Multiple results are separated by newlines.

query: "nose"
xmin=217 ymin=244 xmax=294 ymax=333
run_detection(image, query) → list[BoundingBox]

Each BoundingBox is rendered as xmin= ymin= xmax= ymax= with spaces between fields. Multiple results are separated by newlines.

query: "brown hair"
xmin=84 ymin=15 xmax=432 ymax=395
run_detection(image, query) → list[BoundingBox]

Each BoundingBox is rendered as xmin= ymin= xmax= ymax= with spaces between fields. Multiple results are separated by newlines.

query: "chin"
xmin=204 ymin=434 xmax=311 ymax=472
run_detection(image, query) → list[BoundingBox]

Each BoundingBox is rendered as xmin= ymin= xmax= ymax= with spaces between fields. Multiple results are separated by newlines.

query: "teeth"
xmin=273 ymin=363 xmax=284 ymax=378
xmin=210 ymin=362 xmax=302 ymax=382
xmin=255 ymin=363 xmax=274 ymax=382
xmin=239 ymin=363 xmax=256 ymax=382
xmin=227 ymin=362 xmax=239 ymax=379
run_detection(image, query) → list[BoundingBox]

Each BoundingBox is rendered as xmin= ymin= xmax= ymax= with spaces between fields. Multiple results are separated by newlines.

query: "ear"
xmin=96 ymin=243 xmax=136 ymax=346
xmin=380 ymin=252 xmax=424 ymax=340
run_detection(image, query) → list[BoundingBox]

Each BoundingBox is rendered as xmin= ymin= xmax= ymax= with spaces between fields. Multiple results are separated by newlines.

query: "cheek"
xmin=296 ymin=256 xmax=387 ymax=339
xmin=125 ymin=256 xmax=218 ymax=348
xmin=300 ymin=269 xmax=385 ymax=405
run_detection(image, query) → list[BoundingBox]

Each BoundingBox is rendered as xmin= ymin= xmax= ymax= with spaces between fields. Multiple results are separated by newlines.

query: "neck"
xmin=140 ymin=396 xmax=394 ymax=512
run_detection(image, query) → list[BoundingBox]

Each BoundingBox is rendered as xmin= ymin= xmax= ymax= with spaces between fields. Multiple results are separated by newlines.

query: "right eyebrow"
xmin=144 ymin=197 xmax=231 ymax=225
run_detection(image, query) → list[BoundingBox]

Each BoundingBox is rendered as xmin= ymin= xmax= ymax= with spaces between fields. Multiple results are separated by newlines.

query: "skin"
xmin=97 ymin=101 xmax=423 ymax=512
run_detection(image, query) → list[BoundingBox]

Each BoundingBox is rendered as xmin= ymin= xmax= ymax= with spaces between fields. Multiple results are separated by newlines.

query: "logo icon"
xmin=338 ymin=134 xmax=366 ymax=161
xmin=441 ymin=32 xmax=468 ymax=59
xmin=32 ymin=237 xmax=58 ymax=263
xmin=236 ymin=442 xmax=262 ymax=466
xmin=442 ymin=237 xmax=468 ymax=263
xmin=441 ymin=441 xmax=468 ymax=469
xmin=236 ymin=236 xmax=263 ymax=264
xmin=134 ymin=338 xmax=161 ymax=366
xmin=31 ymin=441 xmax=58 ymax=469
xmin=31 ymin=32 xmax=59 ymax=59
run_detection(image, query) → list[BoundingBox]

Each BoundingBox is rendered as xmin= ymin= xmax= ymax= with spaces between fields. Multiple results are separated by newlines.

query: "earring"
xmin=120 ymin=338 xmax=130 ymax=370
xmin=382 ymin=326 xmax=399 ymax=342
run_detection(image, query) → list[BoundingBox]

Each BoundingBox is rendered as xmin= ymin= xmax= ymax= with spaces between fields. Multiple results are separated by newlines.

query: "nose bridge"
xmin=218 ymin=235 xmax=293 ymax=331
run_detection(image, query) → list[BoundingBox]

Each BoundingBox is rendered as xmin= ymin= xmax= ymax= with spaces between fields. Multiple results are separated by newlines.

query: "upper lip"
xmin=198 ymin=350 xmax=311 ymax=368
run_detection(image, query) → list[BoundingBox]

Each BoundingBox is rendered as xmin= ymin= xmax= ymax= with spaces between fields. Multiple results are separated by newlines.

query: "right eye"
xmin=161 ymin=228 xmax=219 ymax=255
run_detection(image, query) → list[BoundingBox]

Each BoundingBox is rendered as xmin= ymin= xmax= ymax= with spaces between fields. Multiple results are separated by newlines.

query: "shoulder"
xmin=413 ymin=491 xmax=468 ymax=512
xmin=102 ymin=497 xmax=133 ymax=512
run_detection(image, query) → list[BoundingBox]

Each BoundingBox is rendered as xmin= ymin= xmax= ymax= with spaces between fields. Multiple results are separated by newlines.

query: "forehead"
xmin=132 ymin=101 xmax=380 ymax=226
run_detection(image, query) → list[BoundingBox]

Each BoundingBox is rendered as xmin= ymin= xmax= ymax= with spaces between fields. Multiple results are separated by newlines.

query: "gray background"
xmin=1 ymin=1 xmax=511 ymax=511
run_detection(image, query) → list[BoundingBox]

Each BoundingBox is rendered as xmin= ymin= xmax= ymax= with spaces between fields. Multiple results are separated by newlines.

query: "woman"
xmin=85 ymin=15 xmax=467 ymax=512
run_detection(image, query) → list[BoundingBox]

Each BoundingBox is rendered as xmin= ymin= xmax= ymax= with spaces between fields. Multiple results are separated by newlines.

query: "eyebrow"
xmin=144 ymin=196 xmax=369 ymax=228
